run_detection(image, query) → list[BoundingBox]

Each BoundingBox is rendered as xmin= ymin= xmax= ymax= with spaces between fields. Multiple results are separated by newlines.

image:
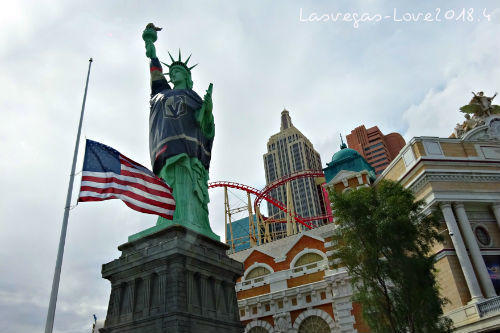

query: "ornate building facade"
xmin=238 ymin=94 xmax=500 ymax=332
xmin=228 ymin=223 xmax=370 ymax=332
xmin=378 ymin=114 xmax=500 ymax=332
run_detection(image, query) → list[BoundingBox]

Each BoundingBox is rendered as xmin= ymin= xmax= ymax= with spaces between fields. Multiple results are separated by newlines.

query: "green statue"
xmin=130 ymin=23 xmax=218 ymax=241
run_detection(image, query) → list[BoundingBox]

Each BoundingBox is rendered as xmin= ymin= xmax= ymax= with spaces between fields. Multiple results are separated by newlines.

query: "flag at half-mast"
xmin=78 ymin=139 xmax=175 ymax=219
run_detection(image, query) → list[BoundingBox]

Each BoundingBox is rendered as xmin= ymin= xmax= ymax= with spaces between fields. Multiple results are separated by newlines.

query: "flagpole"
xmin=45 ymin=57 xmax=93 ymax=333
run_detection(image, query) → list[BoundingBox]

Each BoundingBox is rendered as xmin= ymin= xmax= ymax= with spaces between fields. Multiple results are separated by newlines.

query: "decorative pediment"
xmin=280 ymin=234 xmax=324 ymax=260
xmin=326 ymin=169 xmax=368 ymax=188
xmin=240 ymin=249 xmax=274 ymax=265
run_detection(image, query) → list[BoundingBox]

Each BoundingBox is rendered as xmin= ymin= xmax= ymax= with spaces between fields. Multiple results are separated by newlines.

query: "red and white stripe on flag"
xmin=78 ymin=140 xmax=175 ymax=220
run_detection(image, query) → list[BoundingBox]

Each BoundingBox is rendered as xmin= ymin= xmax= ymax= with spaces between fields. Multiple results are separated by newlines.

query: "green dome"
xmin=323 ymin=147 xmax=376 ymax=183
xmin=328 ymin=148 xmax=361 ymax=166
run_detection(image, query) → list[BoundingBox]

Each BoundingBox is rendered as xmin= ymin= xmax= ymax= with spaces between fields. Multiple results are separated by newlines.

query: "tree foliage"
xmin=329 ymin=180 xmax=452 ymax=333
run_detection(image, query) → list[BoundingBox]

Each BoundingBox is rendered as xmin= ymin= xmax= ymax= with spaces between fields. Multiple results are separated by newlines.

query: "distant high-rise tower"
xmin=346 ymin=125 xmax=405 ymax=175
xmin=263 ymin=110 xmax=326 ymax=236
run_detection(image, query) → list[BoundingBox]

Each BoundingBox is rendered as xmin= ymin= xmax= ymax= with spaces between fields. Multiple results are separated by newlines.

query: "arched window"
xmin=298 ymin=315 xmax=330 ymax=333
xmin=343 ymin=187 xmax=351 ymax=193
xmin=245 ymin=266 xmax=271 ymax=280
xmin=248 ymin=327 xmax=268 ymax=333
xmin=245 ymin=320 xmax=273 ymax=333
xmin=294 ymin=252 xmax=323 ymax=268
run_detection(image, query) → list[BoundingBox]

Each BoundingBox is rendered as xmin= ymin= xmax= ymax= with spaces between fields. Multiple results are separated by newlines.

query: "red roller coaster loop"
xmin=208 ymin=181 xmax=313 ymax=229
xmin=254 ymin=169 xmax=325 ymax=209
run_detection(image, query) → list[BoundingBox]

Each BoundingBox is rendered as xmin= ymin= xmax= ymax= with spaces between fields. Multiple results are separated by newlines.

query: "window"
xmin=298 ymin=316 xmax=330 ymax=333
xmin=365 ymin=142 xmax=383 ymax=151
xmin=245 ymin=266 xmax=271 ymax=280
xmin=372 ymin=157 xmax=388 ymax=165
xmin=294 ymin=252 xmax=323 ymax=267
xmin=366 ymin=147 xmax=385 ymax=155
xmin=475 ymin=226 xmax=491 ymax=246
xmin=369 ymin=152 xmax=385 ymax=160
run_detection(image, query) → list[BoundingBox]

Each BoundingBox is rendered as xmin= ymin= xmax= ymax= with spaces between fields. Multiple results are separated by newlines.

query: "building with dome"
xmin=323 ymin=139 xmax=376 ymax=193
xmin=234 ymin=94 xmax=500 ymax=332
xmin=228 ymin=137 xmax=376 ymax=333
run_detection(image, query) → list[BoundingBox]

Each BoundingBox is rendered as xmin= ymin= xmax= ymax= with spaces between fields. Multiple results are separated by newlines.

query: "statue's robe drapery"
xmin=148 ymin=57 xmax=217 ymax=239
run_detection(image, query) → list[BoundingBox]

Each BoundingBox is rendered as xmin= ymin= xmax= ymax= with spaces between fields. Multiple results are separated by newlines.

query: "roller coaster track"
xmin=208 ymin=181 xmax=313 ymax=229
xmin=254 ymin=169 xmax=326 ymax=210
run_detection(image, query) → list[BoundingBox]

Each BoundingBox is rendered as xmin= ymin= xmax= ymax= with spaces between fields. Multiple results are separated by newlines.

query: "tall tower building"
xmin=263 ymin=110 xmax=326 ymax=236
xmin=346 ymin=125 xmax=405 ymax=175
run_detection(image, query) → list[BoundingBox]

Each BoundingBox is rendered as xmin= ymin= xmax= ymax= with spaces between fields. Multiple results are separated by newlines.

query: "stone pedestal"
xmin=100 ymin=225 xmax=244 ymax=333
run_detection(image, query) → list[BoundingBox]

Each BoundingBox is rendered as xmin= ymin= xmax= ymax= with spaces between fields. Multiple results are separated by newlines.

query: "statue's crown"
xmin=161 ymin=49 xmax=197 ymax=74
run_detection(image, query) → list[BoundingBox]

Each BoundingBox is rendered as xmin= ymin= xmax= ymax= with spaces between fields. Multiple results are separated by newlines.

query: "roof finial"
xmin=340 ymin=134 xmax=347 ymax=149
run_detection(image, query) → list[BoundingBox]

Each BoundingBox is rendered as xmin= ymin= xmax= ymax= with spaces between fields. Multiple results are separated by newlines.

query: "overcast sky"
xmin=1 ymin=1 xmax=500 ymax=332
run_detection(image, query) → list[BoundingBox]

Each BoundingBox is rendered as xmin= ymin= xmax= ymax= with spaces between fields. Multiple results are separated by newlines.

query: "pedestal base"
xmin=100 ymin=225 xmax=243 ymax=333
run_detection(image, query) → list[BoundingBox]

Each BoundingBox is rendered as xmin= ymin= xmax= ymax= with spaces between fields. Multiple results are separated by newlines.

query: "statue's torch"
xmin=142 ymin=23 xmax=162 ymax=59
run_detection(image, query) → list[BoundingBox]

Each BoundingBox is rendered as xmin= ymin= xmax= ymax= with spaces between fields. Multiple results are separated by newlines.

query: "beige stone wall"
xmin=440 ymin=142 xmax=468 ymax=157
xmin=382 ymin=158 xmax=406 ymax=181
xmin=430 ymin=181 xmax=500 ymax=193
xmin=440 ymin=142 xmax=479 ymax=158
xmin=463 ymin=143 xmax=479 ymax=157
xmin=414 ymin=141 xmax=426 ymax=157
xmin=383 ymin=139 xmax=497 ymax=185
xmin=435 ymin=256 xmax=470 ymax=313
xmin=429 ymin=223 xmax=451 ymax=254
xmin=401 ymin=166 xmax=424 ymax=187
xmin=424 ymin=164 xmax=499 ymax=172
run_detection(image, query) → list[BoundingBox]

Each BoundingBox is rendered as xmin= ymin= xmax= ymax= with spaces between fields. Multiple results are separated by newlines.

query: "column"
xmin=440 ymin=203 xmax=483 ymax=301
xmin=492 ymin=203 xmax=500 ymax=230
xmin=454 ymin=203 xmax=496 ymax=298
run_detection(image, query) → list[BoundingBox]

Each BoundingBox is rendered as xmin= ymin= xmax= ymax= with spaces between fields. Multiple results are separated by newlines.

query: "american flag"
xmin=78 ymin=140 xmax=175 ymax=219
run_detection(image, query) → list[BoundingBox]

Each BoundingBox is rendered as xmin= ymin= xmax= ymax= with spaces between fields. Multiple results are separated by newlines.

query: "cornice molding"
xmin=409 ymin=172 xmax=500 ymax=195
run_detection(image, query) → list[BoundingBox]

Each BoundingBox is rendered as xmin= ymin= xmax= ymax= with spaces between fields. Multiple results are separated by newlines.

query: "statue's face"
xmin=169 ymin=66 xmax=188 ymax=87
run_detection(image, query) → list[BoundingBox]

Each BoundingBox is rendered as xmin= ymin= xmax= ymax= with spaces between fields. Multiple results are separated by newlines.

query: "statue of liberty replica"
xmin=135 ymin=23 xmax=218 ymax=240
xmin=99 ymin=24 xmax=242 ymax=333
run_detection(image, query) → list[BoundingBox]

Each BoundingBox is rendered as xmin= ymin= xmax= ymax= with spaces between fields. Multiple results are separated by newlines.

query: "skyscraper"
xmin=263 ymin=110 xmax=326 ymax=236
xmin=346 ymin=125 xmax=405 ymax=175
xmin=226 ymin=215 xmax=258 ymax=253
